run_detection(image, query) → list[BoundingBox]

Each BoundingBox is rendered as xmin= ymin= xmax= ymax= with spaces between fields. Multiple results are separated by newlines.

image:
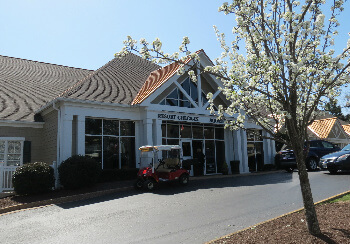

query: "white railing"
xmin=0 ymin=163 xmax=18 ymax=192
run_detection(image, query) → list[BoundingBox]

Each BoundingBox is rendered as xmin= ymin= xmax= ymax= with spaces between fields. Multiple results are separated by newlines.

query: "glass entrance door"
xmin=181 ymin=140 xmax=192 ymax=161
xmin=205 ymin=140 xmax=216 ymax=174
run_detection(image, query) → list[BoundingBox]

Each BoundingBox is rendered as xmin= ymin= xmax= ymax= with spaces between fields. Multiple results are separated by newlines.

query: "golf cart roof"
xmin=139 ymin=145 xmax=181 ymax=152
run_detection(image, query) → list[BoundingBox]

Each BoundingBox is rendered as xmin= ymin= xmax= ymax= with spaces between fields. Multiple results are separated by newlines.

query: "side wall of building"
xmin=0 ymin=125 xmax=43 ymax=163
xmin=42 ymin=110 xmax=58 ymax=164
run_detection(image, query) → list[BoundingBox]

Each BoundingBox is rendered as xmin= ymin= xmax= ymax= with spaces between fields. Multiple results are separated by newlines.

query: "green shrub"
xmin=12 ymin=162 xmax=55 ymax=195
xmin=58 ymin=155 xmax=102 ymax=189
xmin=99 ymin=168 xmax=139 ymax=183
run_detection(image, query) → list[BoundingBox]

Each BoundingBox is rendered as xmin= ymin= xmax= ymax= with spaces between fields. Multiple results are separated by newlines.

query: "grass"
xmin=328 ymin=193 xmax=350 ymax=203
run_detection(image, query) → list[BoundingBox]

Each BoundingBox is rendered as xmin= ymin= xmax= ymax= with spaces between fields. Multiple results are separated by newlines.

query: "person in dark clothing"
xmin=194 ymin=148 xmax=205 ymax=176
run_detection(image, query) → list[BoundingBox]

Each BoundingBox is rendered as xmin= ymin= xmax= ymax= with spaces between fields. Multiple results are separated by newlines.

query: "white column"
xmin=224 ymin=129 xmax=234 ymax=174
xmin=76 ymin=115 xmax=85 ymax=155
xmin=240 ymin=129 xmax=249 ymax=173
xmin=233 ymin=130 xmax=243 ymax=173
xmin=143 ymin=118 xmax=153 ymax=145
xmin=153 ymin=119 xmax=162 ymax=145
xmin=60 ymin=113 xmax=73 ymax=163
xmin=197 ymin=67 xmax=202 ymax=106
xmin=270 ymin=138 xmax=276 ymax=164
xmin=263 ymin=130 xmax=269 ymax=165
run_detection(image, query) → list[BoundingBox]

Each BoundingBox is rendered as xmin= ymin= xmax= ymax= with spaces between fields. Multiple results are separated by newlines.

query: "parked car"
xmin=275 ymin=140 xmax=341 ymax=172
xmin=320 ymin=144 xmax=350 ymax=174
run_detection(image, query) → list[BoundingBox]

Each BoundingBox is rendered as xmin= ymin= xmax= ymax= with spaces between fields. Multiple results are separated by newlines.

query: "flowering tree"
xmin=116 ymin=0 xmax=350 ymax=235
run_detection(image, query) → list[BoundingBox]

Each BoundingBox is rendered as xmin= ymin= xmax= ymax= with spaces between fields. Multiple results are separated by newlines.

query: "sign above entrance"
xmin=158 ymin=113 xmax=199 ymax=122
xmin=157 ymin=113 xmax=225 ymax=124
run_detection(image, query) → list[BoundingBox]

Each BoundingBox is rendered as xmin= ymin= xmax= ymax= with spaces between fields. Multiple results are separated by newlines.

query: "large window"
xmin=159 ymin=78 xmax=199 ymax=108
xmin=85 ymin=118 xmax=135 ymax=169
xmin=161 ymin=121 xmax=225 ymax=174
xmin=0 ymin=138 xmax=24 ymax=166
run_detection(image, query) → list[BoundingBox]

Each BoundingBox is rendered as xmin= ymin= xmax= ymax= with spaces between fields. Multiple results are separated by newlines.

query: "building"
xmin=308 ymin=117 xmax=350 ymax=148
xmin=0 ymin=50 xmax=276 ymax=176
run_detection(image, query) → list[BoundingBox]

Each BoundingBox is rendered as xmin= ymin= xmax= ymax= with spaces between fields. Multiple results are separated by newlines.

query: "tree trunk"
xmin=294 ymin=144 xmax=321 ymax=235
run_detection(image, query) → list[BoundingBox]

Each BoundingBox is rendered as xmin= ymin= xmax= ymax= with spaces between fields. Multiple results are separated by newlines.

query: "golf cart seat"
xmin=156 ymin=158 xmax=180 ymax=172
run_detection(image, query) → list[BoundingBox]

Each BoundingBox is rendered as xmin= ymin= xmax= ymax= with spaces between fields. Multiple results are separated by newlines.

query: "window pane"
xmin=8 ymin=141 xmax=21 ymax=153
xmin=179 ymin=100 xmax=191 ymax=108
xmin=190 ymin=82 xmax=198 ymax=102
xmin=167 ymin=124 xmax=179 ymax=138
xmin=85 ymin=136 xmax=102 ymax=163
xmin=103 ymin=120 xmax=119 ymax=136
xmin=216 ymin=141 xmax=225 ymax=173
xmin=182 ymin=142 xmax=191 ymax=157
xmin=0 ymin=154 xmax=4 ymax=161
xmin=205 ymin=140 xmax=216 ymax=174
xmin=166 ymin=98 xmax=178 ymax=106
xmin=180 ymin=125 xmax=191 ymax=138
xmin=103 ymin=137 xmax=119 ymax=169
xmin=85 ymin=118 xmax=102 ymax=135
xmin=181 ymin=78 xmax=190 ymax=95
xmin=247 ymin=130 xmax=255 ymax=141
xmin=322 ymin=141 xmax=334 ymax=149
xmin=204 ymin=127 xmax=214 ymax=139
xmin=0 ymin=141 xmax=5 ymax=153
xmin=202 ymin=92 xmax=208 ymax=106
xmin=167 ymin=139 xmax=179 ymax=145
xmin=161 ymin=124 xmax=166 ymax=137
xmin=7 ymin=154 xmax=21 ymax=161
xmin=120 ymin=137 xmax=136 ymax=168
xmin=215 ymin=127 xmax=224 ymax=140
xmin=120 ymin=121 xmax=135 ymax=136
xmin=168 ymin=88 xmax=178 ymax=99
xmin=193 ymin=126 xmax=203 ymax=139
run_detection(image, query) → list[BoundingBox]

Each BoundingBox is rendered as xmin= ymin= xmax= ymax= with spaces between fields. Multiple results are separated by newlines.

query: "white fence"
xmin=0 ymin=163 xmax=18 ymax=192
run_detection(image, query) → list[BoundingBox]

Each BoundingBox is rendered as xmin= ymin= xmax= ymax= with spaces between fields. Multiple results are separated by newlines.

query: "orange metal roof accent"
xmin=342 ymin=124 xmax=350 ymax=136
xmin=308 ymin=117 xmax=337 ymax=139
xmin=131 ymin=49 xmax=206 ymax=105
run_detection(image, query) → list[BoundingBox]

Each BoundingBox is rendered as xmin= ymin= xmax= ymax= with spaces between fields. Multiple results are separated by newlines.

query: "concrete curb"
xmin=0 ymin=170 xmax=283 ymax=216
xmin=205 ymin=190 xmax=350 ymax=244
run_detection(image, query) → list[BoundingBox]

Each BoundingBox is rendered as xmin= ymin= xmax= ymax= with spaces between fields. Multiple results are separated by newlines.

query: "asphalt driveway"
xmin=0 ymin=171 xmax=349 ymax=244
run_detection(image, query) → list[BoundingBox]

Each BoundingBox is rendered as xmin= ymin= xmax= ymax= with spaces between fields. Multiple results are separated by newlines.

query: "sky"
xmin=0 ymin=0 xmax=349 ymax=108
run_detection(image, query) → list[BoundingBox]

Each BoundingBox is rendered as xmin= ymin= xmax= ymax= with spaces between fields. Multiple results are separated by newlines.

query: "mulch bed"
xmin=210 ymin=201 xmax=350 ymax=244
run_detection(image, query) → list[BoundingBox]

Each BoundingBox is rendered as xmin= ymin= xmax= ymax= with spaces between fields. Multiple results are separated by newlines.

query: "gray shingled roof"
xmin=60 ymin=53 xmax=161 ymax=105
xmin=0 ymin=55 xmax=92 ymax=122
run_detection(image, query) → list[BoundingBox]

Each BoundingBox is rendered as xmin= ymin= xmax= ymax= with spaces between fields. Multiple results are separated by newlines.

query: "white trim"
xmin=174 ymin=82 xmax=199 ymax=108
xmin=0 ymin=137 xmax=25 ymax=141
xmin=35 ymin=97 xmax=134 ymax=115
xmin=0 ymin=120 xmax=44 ymax=128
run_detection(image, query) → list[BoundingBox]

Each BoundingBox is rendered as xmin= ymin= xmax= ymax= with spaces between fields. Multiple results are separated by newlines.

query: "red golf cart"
xmin=134 ymin=145 xmax=190 ymax=190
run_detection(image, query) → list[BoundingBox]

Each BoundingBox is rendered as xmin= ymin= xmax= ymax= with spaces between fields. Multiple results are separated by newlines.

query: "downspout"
xmin=52 ymin=100 xmax=61 ymax=189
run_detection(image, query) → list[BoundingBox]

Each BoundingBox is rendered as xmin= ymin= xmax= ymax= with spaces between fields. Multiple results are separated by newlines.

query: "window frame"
xmin=0 ymin=137 xmax=25 ymax=166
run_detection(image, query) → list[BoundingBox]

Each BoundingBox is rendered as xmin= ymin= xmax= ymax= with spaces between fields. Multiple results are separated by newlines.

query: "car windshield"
xmin=341 ymin=144 xmax=350 ymax=151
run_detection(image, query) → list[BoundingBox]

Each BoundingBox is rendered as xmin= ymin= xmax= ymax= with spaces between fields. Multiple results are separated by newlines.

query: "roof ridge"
xmin=0 ymin=54 xmax=94 ymax=72
xmin=314 ymin=117 xmax=338 ymax=121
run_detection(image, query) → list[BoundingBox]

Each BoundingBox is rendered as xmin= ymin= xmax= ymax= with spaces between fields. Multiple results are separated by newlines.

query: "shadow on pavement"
xmin=57 ymin=171 xmax=294 ymax=210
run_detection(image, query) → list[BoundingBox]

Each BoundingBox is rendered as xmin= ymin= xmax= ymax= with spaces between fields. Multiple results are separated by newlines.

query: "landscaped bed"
xmin=209 ymin=193 xmax=350 ymax=244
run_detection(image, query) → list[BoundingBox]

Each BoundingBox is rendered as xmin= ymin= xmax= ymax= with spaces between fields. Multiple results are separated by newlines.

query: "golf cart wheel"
xmin=328 ymin=169 xmax=338 ymax=174
xmin=134 ymin=179 xmax=144 ymax=190
xmin=143 ymin=179 xmax=156 ymax=191
xmin=306 ymin=158 xmax=318 ymax=171
xmin=179 ymin=174 xmax=189 ymax=186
